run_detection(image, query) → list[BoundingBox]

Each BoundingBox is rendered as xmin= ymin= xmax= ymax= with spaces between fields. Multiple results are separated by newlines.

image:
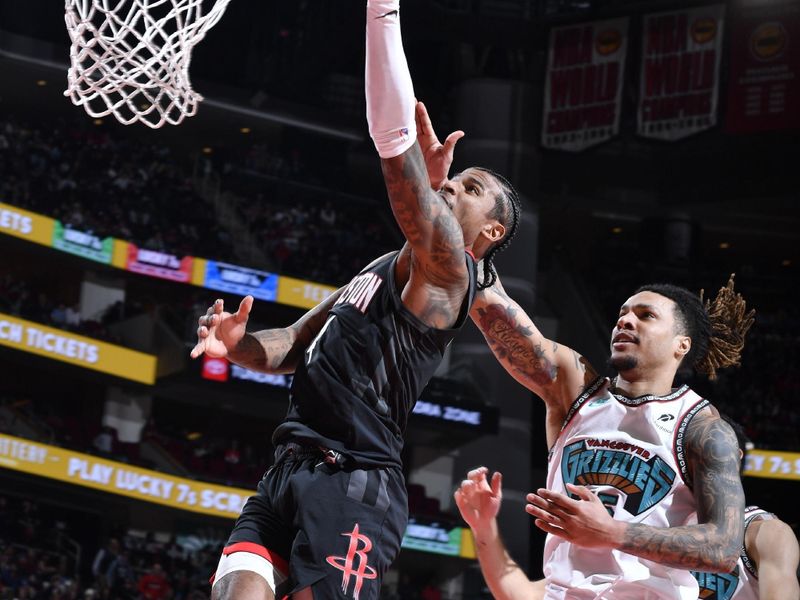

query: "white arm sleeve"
xmin=365 ymin=0 xmax=417 ymax=159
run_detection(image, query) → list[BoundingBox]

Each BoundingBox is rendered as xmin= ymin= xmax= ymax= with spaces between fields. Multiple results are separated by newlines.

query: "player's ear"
xmin=482 ymin=221 xmax=505 ymax=244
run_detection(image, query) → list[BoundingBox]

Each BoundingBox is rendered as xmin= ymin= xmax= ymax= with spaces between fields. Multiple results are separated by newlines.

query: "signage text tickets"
xmin=0 ymin=312 xmax=156 ymax=385
xmin=277 ymin=276 xmax=338 ymax=310
xmin=0 ymin=202 xmax=55 ymax=247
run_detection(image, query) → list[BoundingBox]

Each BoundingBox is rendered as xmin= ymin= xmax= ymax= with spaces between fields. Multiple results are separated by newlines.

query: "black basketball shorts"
xmin=219 ymin=443 xmax=408 ymax=599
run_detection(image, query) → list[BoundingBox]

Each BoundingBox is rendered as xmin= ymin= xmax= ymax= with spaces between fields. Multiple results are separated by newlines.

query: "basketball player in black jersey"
xmin=192 ymin=2 xmax=521 ymax=598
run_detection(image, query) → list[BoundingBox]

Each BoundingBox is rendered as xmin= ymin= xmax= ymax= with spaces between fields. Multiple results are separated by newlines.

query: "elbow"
xmin=716 ymin=553 xmax=739 ymax=573
xmin=711 ymin=538 xmax=741 ymax=573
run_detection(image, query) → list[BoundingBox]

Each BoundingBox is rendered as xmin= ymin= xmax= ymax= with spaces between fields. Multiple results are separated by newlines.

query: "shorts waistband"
xmin=274 ymin=441 xmax=346 ymax=467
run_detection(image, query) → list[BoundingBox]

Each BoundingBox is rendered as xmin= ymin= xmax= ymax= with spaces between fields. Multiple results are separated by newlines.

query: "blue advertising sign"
xmin=203 ymin=261 xmax=278 ymax=301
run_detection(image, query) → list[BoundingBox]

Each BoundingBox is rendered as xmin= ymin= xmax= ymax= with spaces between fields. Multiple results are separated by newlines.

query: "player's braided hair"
xmin=635 ymin=275 xmax=755 ymax=380
xmin=474 ymin=167 xmax=521 ymax=290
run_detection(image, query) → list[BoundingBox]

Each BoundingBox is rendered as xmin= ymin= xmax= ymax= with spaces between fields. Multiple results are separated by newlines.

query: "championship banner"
xmin=0 ymin=202 xmax=55 ymax=247
xmin=203 ymin=260 xmax=279 ymax=302
xmin=542 ymin=17 xmax=629 ymax=151
xmin=744 ymin=448 xmax=800 ymax=482
xmin=0 ymin=434 xmax=250 ymax=519
xmin=125 ymin=244 xmax=194 ymax=283
xmin=638 ymin=5 xmax=725 ymax=140
xmin=726 ymin=5 xmax=800 ymax=133
xmin=0 ymin=312 xmax=156 ymax=384
xmin=52 ymin=221 xmax=113 ymax=264
xmin=277 ymin=275 xmax=338 ymax=310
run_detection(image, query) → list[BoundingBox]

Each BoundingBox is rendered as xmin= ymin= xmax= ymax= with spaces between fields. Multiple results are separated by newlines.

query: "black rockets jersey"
xmin=272 ymin=250 xmax=478 ymax=468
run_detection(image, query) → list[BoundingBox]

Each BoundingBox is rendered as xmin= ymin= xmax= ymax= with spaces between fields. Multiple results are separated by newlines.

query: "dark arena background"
xmin=0 ymin=0 xmax=798 ymax=597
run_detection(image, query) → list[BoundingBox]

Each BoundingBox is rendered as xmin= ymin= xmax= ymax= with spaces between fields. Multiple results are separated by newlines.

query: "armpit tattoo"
xmin=477 ymin=303 xmax=557 ymax=386
xmin=619 ymin=415 xmax=744 ymax=571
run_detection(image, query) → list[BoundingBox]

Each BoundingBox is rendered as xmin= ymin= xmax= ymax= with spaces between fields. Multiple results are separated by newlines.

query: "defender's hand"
xmin=190 ymin=296 xmax=253 ymax=359
xmin=526 ymin=484 xmax=623 ymax=549
xmin=454 ymin=467 xmax=503 ymax=534
xmin=415 ymin=101 xmax=464 ymax=191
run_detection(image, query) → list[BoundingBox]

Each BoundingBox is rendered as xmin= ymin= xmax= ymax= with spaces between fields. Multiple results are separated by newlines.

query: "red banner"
xmin=638 ymin=5 xmax=725 ymax=140
xmin=726 ymin=5 xmax=800 ymax=133
xmin=542 ymin=18 xmax=629 ymax=151
xmin=125 ymin=244 xmax=193 ymax=283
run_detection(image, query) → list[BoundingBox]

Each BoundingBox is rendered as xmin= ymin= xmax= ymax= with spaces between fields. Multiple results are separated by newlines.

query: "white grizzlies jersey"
xmin=544 ymin=377 xmax=709 ymax=600
xmin=692 ymin=506 xmax=774 ymax=600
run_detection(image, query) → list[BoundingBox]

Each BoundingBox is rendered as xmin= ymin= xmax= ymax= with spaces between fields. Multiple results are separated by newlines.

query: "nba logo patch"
xmin=399 ymin=127 xmax=409 ymax=138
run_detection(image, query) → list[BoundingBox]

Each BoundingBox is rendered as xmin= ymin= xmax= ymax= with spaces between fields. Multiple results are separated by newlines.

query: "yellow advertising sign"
xmin=0 ymin=434 xmax=250 ymax=519
xmin=0 ymin=202 xmax=55 ymax=246
xmin=277 ymin=276 xmax=338 ymax=310
xmin=0 ymin=313 xmax=156 ymax=385
xmin=744 ymin=449 xmax=800 ymax=482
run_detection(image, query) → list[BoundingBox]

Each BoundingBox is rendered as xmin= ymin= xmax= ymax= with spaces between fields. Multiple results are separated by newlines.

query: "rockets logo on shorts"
xmin=561 ymin=438 xmax=676 ymax=516
xmin=335 ymin=272 xmax=384 ymax=314
xmin=692 ymin=566 xmax=739 ymax=600
xmin=326 ymin=524 xmax=377 ymax=600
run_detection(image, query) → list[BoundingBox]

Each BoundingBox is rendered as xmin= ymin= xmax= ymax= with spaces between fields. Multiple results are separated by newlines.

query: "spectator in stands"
xmin=138 ymin=563 xmax=171 ymax=600
xmin=91 ymin=538 xmax=120 ymax=586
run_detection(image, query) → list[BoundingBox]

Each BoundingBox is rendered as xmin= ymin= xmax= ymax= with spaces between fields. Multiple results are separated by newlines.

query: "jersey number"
xmin=305 ymin=315 xmax=335 ymax=364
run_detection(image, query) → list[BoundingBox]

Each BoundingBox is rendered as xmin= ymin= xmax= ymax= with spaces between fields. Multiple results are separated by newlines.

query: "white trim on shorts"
xmin=212 ymin=550 xmax=288 ymax=594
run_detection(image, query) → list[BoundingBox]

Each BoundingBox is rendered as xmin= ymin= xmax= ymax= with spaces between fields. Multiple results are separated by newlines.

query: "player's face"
xmin=439 ymin=168 xmax=505 ymax=253
xmin=610 ymin=291 xmax=690 ymax=375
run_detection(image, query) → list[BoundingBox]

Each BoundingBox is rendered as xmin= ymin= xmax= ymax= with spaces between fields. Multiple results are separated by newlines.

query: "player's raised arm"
xmin=472 ymin=276 xmax=598 ymax=431
xmin=190 ymin=288 xmax=344 ymax=374
xmin=365 ymin=0 xmax=469 ymax=327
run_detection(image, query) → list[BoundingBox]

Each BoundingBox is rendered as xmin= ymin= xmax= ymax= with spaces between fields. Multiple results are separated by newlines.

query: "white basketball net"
xmin=64 ymin=0 xmax=231 ymax=128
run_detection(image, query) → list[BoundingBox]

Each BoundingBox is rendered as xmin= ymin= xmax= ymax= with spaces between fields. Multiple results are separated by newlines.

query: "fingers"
xmin=536 ymin=487 xmax=578 ymax=511
xmin=234 ymin=295 xmax=254 ymax=324
xmin=467 ymin=466 xmax=488 ymax=480
xmin=443 ymin=130 xmax=465 ymax=154
xmin=415 ymin=101 xmax=435 ymax=137
xmin=490 ymin=471 xmax=503 ymax=499
xmin=565 ymin=483 xmax=596 ymax=502
xmin=533 ymin=518 xmax=570 ymax=540
xmin=199 ymin=299 xmax=224 ymax=328
xmin=453 ymin=488 xmax=468 ymax=515
xmin=189 ymin=338 xmax=205 ymax=359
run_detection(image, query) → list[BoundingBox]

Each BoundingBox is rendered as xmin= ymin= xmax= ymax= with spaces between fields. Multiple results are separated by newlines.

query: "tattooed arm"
xmin=527 ymin=412 xmax=744 ymax=572
xmin=617 ymin=412 xmax=744 ymax=570
xmin=191 ymin=287 xmax=345 ymax=374
xmin=471 ymin=277 xmax=597 ymax=437
xmin=381 ymin=143 xmax=469 ymax=327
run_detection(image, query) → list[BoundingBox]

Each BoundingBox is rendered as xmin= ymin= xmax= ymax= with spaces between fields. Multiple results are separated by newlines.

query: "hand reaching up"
xmin=190 ymin=296 xmax=253 ymax=359
xmin=454 ymin=466 xmax=503 ymax=535
xmin=415 ymin=101 xmax=464 ymax=191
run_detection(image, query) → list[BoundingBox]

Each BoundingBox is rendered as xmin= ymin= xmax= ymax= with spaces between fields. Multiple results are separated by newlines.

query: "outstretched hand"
xmin=454 ymin=467 xmax=503 ymax=534
xmin=525 ymin=484 xmax=622 ymax=549
xmin=190 ymin=296 xmax=253 ymax=359
xmin=415 ymin=101 xmax=464 ymax=191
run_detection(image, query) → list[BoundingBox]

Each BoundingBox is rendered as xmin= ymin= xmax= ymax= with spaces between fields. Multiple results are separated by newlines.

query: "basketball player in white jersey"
xmin=691 ymin=417 xmax=800 ymax=600
xmin=460 ymin=273 xmax=755 ymax=598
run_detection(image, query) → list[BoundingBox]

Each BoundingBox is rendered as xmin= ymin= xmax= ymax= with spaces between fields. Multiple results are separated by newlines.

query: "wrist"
xmin=606 ymin=519 xmax=627 ymax=549
xmin=471 ymin=518 xmax=500 ymax=546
